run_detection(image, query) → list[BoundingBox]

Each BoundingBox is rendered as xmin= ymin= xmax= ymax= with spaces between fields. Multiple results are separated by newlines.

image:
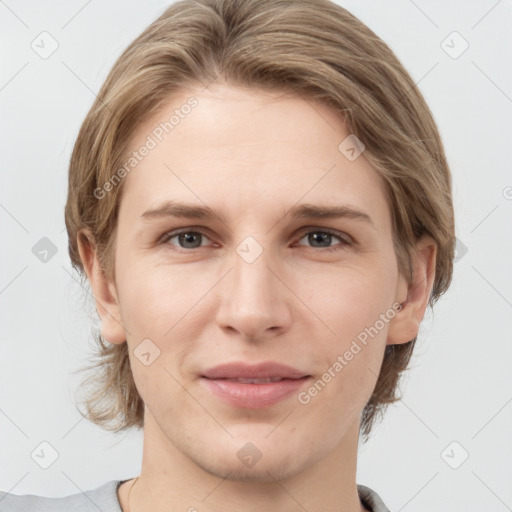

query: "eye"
xmin=159 ymin=227 xmax=352 ymax=252
xmin=295 ymin=228 xmax=352 ymax=252
xmin=160 ymin=229 xmax=213 ymax=250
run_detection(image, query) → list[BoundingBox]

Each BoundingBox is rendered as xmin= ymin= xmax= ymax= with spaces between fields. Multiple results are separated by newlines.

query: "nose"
xmin=215 ymin=243 xmax=293 ymax=342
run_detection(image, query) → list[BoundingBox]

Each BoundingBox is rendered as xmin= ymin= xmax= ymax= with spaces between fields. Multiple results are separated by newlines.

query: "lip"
xmin=201 ymin=361 xmax=309 ymax=379
xmin=200 ymin=362 xmax=311 ymax=409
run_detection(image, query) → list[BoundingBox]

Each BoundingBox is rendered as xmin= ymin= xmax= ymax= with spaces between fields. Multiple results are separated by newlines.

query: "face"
xmin=97 ymin=83 xmax=416 ymax=481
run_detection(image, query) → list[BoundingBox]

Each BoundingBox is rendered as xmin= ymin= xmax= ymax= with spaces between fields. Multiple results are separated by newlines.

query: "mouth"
xmin=200 ymin=362 xmax=311 ymax=408
xmin=207 ymin=376 xmax=305 ymax=384
xmin=201 ymin=361 xmax=309 ymax=380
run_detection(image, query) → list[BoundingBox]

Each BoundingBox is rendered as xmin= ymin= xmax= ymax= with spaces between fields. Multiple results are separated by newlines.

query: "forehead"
xmin=118 ymin=84 xmax=391 ymax=230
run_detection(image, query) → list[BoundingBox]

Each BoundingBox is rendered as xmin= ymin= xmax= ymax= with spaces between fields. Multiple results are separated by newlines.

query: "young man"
xmin=0 ymin=0 xmax=454 ymax=510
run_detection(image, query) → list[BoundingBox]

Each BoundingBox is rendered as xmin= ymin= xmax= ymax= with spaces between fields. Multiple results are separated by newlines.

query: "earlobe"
xmin=76 ymin=229 xmax=127 ymax=345
xmin=387 ymin=235 xmax=437 ymax=346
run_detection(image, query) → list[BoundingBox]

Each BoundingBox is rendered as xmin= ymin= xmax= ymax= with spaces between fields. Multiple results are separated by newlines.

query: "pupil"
xmin=311 ymin=232 xmax=330 ymax=247
xmin=180 ymin=233 xmax=201 ymax=248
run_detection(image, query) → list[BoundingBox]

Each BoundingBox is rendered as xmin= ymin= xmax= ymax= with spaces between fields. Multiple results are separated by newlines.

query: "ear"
xmin=387 ymin=234 xmax=437 ymax=345
xmin=77 ymin=229 xmax=126 ymax=344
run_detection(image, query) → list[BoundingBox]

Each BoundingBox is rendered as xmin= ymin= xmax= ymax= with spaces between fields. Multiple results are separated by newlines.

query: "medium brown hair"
xmin=65 ymin=0 xmax=455 ymax=442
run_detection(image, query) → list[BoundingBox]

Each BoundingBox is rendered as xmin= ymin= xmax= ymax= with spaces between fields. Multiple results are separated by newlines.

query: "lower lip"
xmin=201 ymin=377 xmax=311 ymax=409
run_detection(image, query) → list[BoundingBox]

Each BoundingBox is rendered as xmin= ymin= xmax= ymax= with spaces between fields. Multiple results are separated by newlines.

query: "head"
xmin=65 ymin=0 xmax=454 ymax=468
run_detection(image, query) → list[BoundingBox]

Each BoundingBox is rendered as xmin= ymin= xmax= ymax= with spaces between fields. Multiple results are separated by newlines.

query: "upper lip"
xmin=201 ymin=362 xmax=309 ymax=379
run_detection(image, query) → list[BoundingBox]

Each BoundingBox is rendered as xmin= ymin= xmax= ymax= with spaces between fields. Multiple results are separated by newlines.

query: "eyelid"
xmin=294 ymin=226 xmax=353 ymax=245
xmin=158 ymin=226 xmax=216 ymax=247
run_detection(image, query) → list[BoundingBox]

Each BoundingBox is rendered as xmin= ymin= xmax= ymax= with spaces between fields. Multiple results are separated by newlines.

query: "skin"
xmin=78 ymin=83 xmax=436 ymax=512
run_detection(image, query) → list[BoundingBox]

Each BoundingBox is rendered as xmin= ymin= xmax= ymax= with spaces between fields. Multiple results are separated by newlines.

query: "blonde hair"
xmin=65 ymin=0 xmax=455 ymax=442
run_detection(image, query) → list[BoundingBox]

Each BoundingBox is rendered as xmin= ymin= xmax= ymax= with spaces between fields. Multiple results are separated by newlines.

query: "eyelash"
xmin=159 ymin=227 xmax=352 ymax=253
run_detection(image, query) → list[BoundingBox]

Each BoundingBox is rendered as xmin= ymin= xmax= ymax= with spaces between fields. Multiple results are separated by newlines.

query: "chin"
xmin=189 ymin=432 xmax=320 ymax=484
xmin=196 ymin=452 xmax=307 ymax=483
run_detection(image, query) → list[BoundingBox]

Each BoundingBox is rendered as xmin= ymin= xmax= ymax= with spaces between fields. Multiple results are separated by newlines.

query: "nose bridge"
xmin=233 ymin=236 xmax=275 ymax=300
xmin=215 ymin=234 xmax=291 ymax=340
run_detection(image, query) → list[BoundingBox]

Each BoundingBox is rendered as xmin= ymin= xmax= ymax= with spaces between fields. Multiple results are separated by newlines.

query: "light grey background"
xmin=1 ymin=1 xmax=511 ymax=510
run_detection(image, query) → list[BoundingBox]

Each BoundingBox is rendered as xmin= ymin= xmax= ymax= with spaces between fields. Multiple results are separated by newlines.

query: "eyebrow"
xmin=141 ymin=200 xmax=374 ymax=227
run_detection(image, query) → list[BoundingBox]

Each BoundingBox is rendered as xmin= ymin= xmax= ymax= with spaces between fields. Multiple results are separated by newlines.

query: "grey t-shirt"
xmin=0 ymin=480 xmax=391 ymax=511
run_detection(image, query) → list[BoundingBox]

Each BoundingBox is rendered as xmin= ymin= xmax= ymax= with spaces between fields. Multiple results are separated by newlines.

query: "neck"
xmin=121 ymin=410 xmax=366 ymax=512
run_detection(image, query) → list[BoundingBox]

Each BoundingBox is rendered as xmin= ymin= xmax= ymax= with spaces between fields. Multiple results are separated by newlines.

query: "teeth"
xmin=226 ymin=377 xmax=284 ymax=383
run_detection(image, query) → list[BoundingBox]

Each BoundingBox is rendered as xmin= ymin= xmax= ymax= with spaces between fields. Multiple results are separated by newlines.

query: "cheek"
xmin=294 ymin=309 xmax=386 ymax=440
xmin=115 ymin=254 xmax=198 ymax=334
xmin=296 ymin=259 xmax=396 ymax=391
xmin=115 ymin=260 xmax=209 ymax=383
xmin=299 ymin=259 xmax=397 ymax=336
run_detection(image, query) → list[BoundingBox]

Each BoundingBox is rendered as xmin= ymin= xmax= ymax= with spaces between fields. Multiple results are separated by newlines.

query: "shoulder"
xmin=0 ymin=480 xmax=124 ymax=512
xmin=357 ymin=484 xmax=391 ymax=512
